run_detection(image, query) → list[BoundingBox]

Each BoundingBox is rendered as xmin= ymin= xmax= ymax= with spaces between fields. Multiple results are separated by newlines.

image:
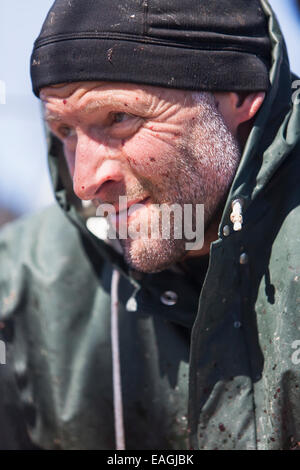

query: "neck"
xmin=183 ymin=208 xmax=223 ymax=259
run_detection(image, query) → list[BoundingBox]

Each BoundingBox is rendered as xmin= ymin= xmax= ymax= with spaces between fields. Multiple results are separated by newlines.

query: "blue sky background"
xmin=0 ymin=0 xmax=299 ymax=216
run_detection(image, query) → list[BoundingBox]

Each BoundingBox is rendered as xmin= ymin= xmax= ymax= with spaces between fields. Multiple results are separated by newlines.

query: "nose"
xmin=72 ymin=133 xmax=124 ymax=201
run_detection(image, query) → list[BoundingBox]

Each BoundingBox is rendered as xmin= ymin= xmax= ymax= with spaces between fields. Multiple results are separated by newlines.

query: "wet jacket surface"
xmin=0 ymin=1 xmax=300 ymax=450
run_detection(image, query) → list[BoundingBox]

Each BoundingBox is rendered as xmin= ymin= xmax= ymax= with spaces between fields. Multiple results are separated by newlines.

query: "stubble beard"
xmin=119 ymin=92 xmax=242 ymax=273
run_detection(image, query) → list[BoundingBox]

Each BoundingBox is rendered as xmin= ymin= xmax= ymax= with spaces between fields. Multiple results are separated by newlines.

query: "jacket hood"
xmin=221 ymin=0 xmax=300 ymax=232
xmin=45 ymin=0 xmax=300 ymax=278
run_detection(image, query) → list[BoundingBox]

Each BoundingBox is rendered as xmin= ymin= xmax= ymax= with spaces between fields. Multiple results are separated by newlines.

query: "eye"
xmin=112 ymin=112 xmax=133 ymax=124
xmin=57 ymin=125 xmax=75 ymax=139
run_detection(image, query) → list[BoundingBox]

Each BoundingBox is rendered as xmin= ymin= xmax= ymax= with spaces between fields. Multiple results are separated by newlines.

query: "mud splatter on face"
xmin=120 ymin=92 xmax=241 ymax=273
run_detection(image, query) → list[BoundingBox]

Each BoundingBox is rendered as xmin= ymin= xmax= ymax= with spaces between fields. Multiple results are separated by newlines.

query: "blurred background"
xmin=0 ymin=0 xmax=300 ymax=227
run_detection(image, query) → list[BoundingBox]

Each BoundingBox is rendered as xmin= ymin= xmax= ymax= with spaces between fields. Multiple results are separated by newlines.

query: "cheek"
xmin=124 ymin=133 xmax=176 ymax=176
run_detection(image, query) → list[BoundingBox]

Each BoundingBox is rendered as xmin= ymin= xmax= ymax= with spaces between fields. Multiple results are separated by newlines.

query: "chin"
xmin=121 ymin=237 xmax=187 ymax=273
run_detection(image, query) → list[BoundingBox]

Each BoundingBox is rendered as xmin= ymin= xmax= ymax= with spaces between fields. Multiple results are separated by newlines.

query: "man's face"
xmin=41 ymin=81 xmax=241 ymax=272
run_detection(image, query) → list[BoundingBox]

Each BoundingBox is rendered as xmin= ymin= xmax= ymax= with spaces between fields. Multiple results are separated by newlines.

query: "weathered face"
xmin=41 ymin=81 xmax=241 ymax=272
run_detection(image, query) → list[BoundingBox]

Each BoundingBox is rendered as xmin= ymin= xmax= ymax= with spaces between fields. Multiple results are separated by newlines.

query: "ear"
xmin=213 ymin=92 xmax=265 ymax=137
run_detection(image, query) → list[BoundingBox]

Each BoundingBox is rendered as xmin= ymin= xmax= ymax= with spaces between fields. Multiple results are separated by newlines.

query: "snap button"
xmin=223 ymin=225 xmax=230 ymax=237
xmin=239 ymin=253 xmax=249 ymax=265
xmin=160 ymin=291 xmax=178 ymax=306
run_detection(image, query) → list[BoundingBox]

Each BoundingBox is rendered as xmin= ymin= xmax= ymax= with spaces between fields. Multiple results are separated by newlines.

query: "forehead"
xmin=39 ymin=81 xmax=193 ymax=108
xmin=40 ymin=81 xmax=160 ymax=102
xmin=40 ymin=81 xmax=198 ymax=126
xmin=41 ymin=82 xmax=162 ymax=124
xmin=40 ymin=82 xmax=152 ymax=122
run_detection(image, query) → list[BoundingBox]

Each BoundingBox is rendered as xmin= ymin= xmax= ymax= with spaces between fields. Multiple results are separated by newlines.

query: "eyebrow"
xmin=43 ymin=94 xmax=143 ymax=124
xmin=81 ymin=100 xmax=104 ymax=114
xmin=43 ymin=101 xmax=110 ymax=122
xmin=44 ymin=110 xmax=62 ymax=123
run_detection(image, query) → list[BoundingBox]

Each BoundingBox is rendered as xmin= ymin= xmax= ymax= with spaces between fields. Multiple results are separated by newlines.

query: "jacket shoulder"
xmin=0 ymin=204 xmax=80 ymax=257
xmin=0 ymin=204 xmax=97 ymax=320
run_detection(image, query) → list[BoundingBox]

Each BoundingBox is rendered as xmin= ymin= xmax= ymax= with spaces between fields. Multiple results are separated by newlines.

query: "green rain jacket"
xmin=0 ymin=1 xmax=300 ymax=450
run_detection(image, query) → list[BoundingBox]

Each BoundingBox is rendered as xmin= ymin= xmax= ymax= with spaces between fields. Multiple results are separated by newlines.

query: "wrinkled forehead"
xmin=39 ymin=80 xmax=200 ymax=111
xmin=40 ymin=81 xmax=119 ymax=98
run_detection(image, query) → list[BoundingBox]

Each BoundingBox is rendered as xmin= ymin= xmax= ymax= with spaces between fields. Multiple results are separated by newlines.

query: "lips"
xmin=108 ymin=197 xmax=151 ymax=230
xmin=93 ymin=195 xmax=149 ymax=213
xmin=114 ymin=197 xmax=150 ymax=215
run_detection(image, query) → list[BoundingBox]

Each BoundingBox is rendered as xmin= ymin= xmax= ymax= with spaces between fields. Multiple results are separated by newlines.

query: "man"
xmin=0 ymin=0 xmax=299 ymax=450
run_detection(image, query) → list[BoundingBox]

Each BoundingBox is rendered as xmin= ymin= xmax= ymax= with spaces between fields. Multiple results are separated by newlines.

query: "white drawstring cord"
xmin=111 ymin=269 xmax=126 ymax=450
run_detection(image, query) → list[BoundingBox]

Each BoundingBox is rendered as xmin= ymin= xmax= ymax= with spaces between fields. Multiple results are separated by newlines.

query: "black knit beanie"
xmin=31 ymin=0 xmax=271 ymax=97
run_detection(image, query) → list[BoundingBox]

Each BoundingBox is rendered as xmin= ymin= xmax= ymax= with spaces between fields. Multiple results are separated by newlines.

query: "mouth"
xmin=115 ymin=197 xmax=150 ymax=216
xmin=108 ymin=197 xmax=151 ymax=230
xmin=93 ymin=196 xmax=149 ymax=212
